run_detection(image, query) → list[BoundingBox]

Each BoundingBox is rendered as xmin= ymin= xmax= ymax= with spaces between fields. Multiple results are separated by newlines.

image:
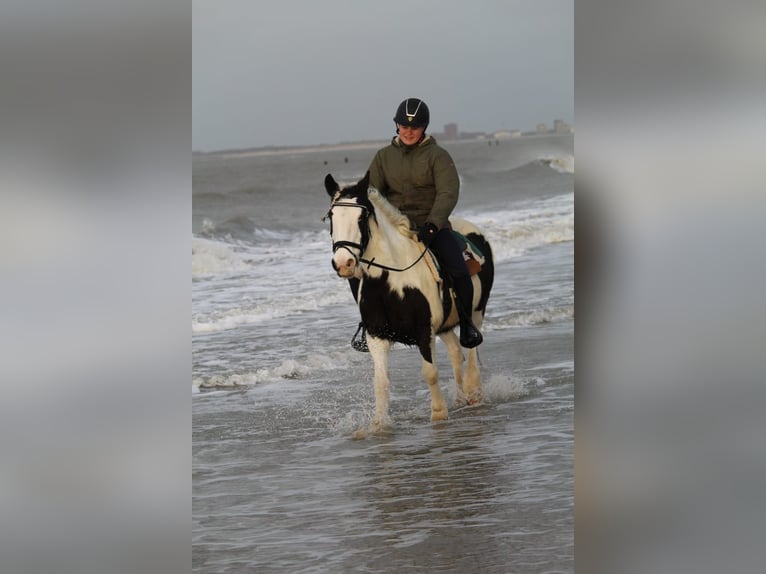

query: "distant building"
xmin=536 ymin=123 xmax=549 ymax=134
xmin=510 ymin=130 xmax=522 ymax=138
xmin=444 ymin=123 xmax=458 ymax=140
xmin=553 ymin=119 xmax=571 ymax=133
xmin=492 ymin=130 xmax=513 ymax=140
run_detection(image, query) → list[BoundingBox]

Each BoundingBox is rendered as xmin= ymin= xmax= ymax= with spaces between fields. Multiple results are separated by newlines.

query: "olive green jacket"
xmin=368 ymin=135 xmax=460 ymax=229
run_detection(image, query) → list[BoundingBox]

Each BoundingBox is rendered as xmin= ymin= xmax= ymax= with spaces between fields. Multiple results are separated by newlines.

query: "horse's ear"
xmin=324 ymin=173 xmax=339 ymax=197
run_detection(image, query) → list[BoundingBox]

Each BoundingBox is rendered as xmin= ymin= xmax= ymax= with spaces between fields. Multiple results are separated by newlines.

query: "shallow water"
xmin=193 ymin=135 xmax=574 ymax=572
xmin=193 ymin=356 xmax=573 ymax=573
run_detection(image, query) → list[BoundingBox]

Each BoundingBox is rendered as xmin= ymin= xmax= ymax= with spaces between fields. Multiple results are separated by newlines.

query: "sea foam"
xmin=192 ymin=236 xmax=250 ymax=276
xmin=471 ymin=193 xmax=573 ymax=261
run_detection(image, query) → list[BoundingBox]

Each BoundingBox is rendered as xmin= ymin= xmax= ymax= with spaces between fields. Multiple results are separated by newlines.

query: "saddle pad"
xmin=452 ymin=231 xmax=486 ymax=264
xmin=452 ymin=231 xmax=485 ymax=276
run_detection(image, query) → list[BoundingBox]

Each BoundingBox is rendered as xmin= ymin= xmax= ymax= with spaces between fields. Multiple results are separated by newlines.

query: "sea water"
xmin=193 ymin=134 xmax=574 ymax=573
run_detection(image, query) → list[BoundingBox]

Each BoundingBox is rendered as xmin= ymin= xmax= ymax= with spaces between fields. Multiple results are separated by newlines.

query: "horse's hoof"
xmin=430 ymin=408 xmax=449 ymax=422
xmin=352 ymin=418 xmax=392 ymax=439
xmin=352 ymin=428 xmax=368 ymax=440
xmin=465 ymin=394 xmax=484 ymax=406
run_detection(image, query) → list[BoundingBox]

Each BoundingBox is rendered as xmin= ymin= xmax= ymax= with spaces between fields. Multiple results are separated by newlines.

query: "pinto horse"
xmin=324 ymin=172 xmax=494 ymax=436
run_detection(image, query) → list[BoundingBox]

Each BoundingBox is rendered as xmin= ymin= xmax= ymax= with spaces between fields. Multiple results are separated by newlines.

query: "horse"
xmin=323 ymin=171 xmax=494 ymax=437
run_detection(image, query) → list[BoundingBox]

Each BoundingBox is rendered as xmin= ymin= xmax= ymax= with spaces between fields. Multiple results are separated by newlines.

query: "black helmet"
xmin=393 ymin=98 xmax=430 ymax=129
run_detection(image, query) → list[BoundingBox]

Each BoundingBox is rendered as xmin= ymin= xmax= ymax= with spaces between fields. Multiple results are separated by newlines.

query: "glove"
xmin=417 ymin=222 xmax=438 ymax=245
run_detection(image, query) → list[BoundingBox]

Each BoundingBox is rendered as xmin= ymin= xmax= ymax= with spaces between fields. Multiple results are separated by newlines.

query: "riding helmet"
xmin=393 ymin=98 xmax=430 ymax=129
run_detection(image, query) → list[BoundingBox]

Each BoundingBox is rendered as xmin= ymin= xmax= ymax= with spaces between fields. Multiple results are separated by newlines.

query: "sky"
xmin=193 ymin=0 xmax=573 ymax=152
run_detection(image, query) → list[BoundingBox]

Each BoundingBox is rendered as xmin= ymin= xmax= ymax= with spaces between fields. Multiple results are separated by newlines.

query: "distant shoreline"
xmin=193 ymin=132 xmax=573 ymax=159
xmin=193 ymin=140 xmax=389 ymax=159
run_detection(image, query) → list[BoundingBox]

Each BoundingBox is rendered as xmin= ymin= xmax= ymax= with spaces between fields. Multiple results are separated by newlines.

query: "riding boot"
xmin=453 ymin=274 xmax=483 ymax=348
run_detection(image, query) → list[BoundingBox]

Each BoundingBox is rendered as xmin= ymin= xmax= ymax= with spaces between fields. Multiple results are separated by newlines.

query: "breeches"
xmin=428 ymin=228 xmax=470 ymax=278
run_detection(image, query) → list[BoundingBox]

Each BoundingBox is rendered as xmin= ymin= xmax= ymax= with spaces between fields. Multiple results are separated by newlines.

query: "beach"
xmin=193 ymin=133 xmax=574 ymax=572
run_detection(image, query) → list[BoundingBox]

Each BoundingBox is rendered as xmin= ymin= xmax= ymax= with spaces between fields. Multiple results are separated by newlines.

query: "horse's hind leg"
xmin=462 ymin=314 xmax=484 ymax=405
xmin=463 ymin=348 xmax=482 ymax=405
xmin=439 ymin=330 xmax=468 ymax=407
xmin=421 ymin=339 xmax=448 ymax=422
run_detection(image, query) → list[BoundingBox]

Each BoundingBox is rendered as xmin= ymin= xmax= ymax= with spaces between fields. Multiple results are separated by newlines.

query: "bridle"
xmin=325 ymin=199 xmax=429 ymax=273
xmin=325 ymin=201 xmax=371 ymax=265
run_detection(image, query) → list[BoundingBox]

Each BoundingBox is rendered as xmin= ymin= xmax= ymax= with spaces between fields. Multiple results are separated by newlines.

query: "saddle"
xmin=456 ymin=231 xmax=486 ymax=276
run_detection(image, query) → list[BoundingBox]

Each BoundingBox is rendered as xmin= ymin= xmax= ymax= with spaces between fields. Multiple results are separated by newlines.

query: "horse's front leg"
xmin=359 ymin=336 xmax=393 ymax=437
xmin=421 ymin=336 xmax=448 ymax=422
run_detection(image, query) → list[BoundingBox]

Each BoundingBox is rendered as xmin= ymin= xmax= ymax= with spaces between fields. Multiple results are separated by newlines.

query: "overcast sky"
xmin=193 ymin=0 xmax=573 ymax=151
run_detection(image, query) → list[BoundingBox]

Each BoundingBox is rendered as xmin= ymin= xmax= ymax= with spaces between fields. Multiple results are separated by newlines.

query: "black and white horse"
xmin=324 ymin=172 xmax=494 ymax=436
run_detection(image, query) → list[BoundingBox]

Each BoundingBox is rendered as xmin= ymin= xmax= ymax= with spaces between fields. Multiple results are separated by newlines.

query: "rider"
xmin=349 ymin=97 xmax=483 ymax=351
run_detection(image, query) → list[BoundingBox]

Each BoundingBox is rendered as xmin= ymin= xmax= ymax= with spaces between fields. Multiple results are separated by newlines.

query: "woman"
xmin=349 ymin=97 xmax=482 ymax=351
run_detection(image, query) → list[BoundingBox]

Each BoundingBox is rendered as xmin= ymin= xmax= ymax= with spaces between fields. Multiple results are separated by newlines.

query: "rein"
xmin=360 ymin=248 xmax=429 ymax=272
xmin=326 ymin=200 xmax=429 ymax=273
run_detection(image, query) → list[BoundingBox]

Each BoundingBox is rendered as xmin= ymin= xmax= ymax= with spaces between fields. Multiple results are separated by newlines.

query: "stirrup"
xmin=351 ymin=322 xmax=369 ymax=352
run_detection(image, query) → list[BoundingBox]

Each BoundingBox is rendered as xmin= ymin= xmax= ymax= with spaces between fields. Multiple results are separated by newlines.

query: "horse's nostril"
xmin=346 ymin=259 xmax=354 ymax=269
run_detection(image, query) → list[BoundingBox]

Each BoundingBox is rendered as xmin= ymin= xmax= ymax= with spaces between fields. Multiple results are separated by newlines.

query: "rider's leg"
xmin=429 ymin=230 xmax=483 ymax=348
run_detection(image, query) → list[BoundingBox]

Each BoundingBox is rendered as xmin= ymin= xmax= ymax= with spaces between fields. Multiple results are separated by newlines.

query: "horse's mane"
xmin=368 ymin=188 xmax=415 ymax=239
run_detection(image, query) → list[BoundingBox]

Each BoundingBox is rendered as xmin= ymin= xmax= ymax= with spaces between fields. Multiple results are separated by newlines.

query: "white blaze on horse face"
xmin=331 ymin=201 xmax=363 ymax=278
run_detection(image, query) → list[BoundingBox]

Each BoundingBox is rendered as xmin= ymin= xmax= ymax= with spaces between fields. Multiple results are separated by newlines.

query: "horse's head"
xmin=324 ymin=171 xmax=372 ymax=278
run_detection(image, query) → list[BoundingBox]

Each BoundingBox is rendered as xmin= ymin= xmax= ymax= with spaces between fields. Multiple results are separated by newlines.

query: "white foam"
xmin=487 ymin=305 xmax=574 ymax=329
xmin=192 ymin=236 xmax=250 ymax=276
xmin=193 ymin=351 xmax=354 ymax=388
xmin=193 ymin=371 xmax=265 ymax=388
xmin=540 ymin=154 xmax=575 ymax=174
xmin=469 ymin=193 xmax=573 ymax=261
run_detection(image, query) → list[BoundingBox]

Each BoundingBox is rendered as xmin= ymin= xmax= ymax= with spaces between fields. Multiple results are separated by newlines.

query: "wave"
xmin=193 ymin=352 xmax=352 ymax=389
xmin=192 ymin=236 xmax=251 ymax=276
xmin=195 ymin=217 xmax=293 ymax=243
xmin=468 ymin=192 xmax=573 ymax=260
xmin=483 ymin=155 xmax=574 ymax=178
xmin=192 ymin=225 xmax=309 ymax=277
xmin=211 ymin=215 xmax=257 ymax=237
xmin=538 ymin=154 xmax=574 ymax=174
xmin=488 ymin=305 xmax=574 ymax=329
xmin=192 ymin=289 xmax=350 ymax=333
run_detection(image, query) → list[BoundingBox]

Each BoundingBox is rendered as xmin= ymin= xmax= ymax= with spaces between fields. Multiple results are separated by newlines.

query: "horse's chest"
xmin=359 ymin=275 xmax=432 ymax=345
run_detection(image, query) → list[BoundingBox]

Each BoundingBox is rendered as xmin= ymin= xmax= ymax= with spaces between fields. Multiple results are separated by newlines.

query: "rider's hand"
xmin=417 ymin=222 xmax=438 ymax=246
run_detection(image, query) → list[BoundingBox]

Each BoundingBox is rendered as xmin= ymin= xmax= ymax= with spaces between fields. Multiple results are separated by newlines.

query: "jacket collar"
xmin=393 ymin=134 xmax=433 ymax=150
